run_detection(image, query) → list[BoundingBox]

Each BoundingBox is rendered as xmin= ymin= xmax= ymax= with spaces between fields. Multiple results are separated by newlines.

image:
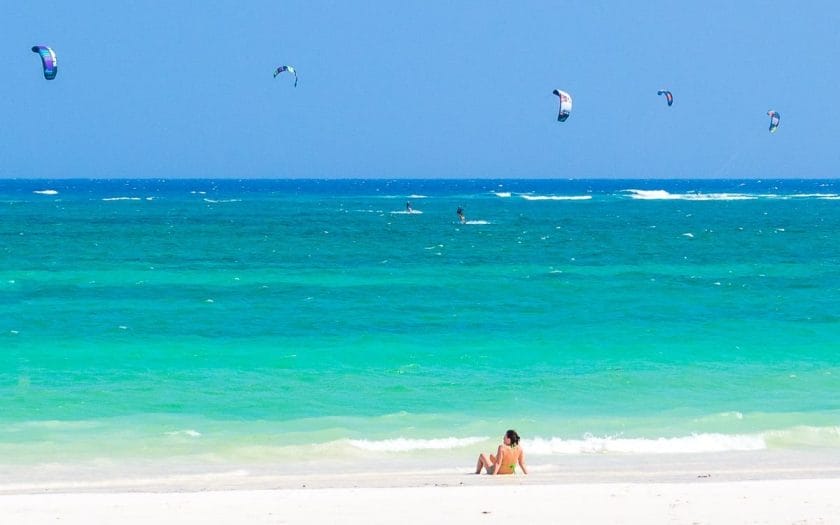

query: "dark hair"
xmin=505 ymin=429 xmax=520 ymax=446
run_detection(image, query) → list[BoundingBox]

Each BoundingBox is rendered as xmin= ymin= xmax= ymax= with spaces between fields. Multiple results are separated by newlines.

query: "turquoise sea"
xmin=1 ymin=179 xmax=838 ymax=469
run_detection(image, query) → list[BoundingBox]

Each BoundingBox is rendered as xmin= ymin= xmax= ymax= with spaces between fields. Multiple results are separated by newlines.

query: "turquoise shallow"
xmin=1 ymin=179 xmax=838 ymax=464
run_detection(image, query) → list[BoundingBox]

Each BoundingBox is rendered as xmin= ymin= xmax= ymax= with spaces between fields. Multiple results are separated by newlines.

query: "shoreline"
xmin=3 ymin=448 xmax=840 ymax=495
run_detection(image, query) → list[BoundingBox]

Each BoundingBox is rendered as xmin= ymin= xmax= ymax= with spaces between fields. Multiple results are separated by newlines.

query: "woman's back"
xmin=495 ymin=445 xmax=521 ymax=474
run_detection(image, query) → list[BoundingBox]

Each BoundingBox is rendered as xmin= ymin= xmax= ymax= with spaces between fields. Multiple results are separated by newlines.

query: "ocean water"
xmin=1 ymin=179 xmax=838 ymax=469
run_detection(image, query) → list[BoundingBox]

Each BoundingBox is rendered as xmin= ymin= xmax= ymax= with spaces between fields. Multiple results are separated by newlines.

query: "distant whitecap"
xmin=521 ymin=194 xmax=591 ymax=201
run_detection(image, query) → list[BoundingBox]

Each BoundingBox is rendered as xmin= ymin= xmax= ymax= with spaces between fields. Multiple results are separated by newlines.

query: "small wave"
xmin=715 ymin=411 xmax=744 ymax=420
xmin=623 ymin=189 xmax=758 ymax=201
xmin=203 ymin=198 xmax=242 ymax=203
xmin=102 ymin=197 xmax=142 ymax=201
xmin=524 ymin=433 xmax=766 ymax=455
xmin=493 ymin=192 xmax=512 ymax=198
xmin=33 ymin=189 xmax=58 ymax=195
xmin=165 ymin=429 xmax=202 ymax=438
xmin=389 ymin=210 xmax=423 ymax=214
xmin=406 ymin=194 xmax=427 ymax=199
xmin=521 ymin=195 xmax=592 ymax=201
xmin=464 ymin=220 xmax=491 ymax=225
xmin=788 ymin=193 xmax=840 ymax=199
xmin=347 ymin=436 xmax=485 ymax=452
xmin=623 ymin=189 xmax=755 ymax=201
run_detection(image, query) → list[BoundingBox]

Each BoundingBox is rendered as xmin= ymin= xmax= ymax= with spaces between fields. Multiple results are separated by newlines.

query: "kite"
xmin=31 ymin=45 xmax=57 ymax=80
xmin=657 ymin=90 xmax=673 ymax=106
xmin=552 ymin=89 xmax=572 ymax=122
xmin=767 ymin=110 xmax=780 ymax=133
xmin=273 ymin=65 xmax=298 ymax=87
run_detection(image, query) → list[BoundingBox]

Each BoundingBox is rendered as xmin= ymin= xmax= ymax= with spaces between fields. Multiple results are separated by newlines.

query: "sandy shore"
xmin=2 ymin=451 xmax=839 ymax=524
xmin=2 ymin=479 xmax=838 ymax=524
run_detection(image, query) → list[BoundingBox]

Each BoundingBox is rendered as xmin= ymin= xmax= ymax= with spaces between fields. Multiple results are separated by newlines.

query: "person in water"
xmin=456 ymin=206 xmax=465 ymax=224
xmin=406 ymin=201 xmax=413 ymax=213
xmin=475 ymin=429 xmax=528 ymax=475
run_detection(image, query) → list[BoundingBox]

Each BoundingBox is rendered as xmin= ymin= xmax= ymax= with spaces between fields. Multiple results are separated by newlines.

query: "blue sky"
xmin=2 ymin=1 xmax=839 ymax=179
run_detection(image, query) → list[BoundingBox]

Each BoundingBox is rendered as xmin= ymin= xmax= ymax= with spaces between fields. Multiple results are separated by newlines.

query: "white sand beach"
xmin=2 ymin=450 xmax=839 ymax=524
xmin=2 ymin=479 xmax=839 ymax=524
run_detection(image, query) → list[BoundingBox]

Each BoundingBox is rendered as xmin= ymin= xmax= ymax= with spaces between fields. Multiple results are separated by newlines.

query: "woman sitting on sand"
xmin=475 ymin=429 xmax=528 ymax=475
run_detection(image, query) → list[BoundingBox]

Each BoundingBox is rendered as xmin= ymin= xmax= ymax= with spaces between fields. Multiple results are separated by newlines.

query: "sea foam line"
xmin=341 ymin=432 xmax=777 ymax=455
xmin=523 ymin=433 xmax=766 ymax=455
xmin=620 ymin=189 xmax=840 ymax=201
xmin=339 ymin=433 xmax=768 ymax=454
xmin=520 ymin=195 xmax=592 ymax=201
xmin=623 ymin=189 xmax=758 ymax=201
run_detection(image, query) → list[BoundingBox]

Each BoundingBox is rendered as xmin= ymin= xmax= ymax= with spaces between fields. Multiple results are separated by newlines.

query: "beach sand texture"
xmin=2 ymin=479 xmax=839 ymax=524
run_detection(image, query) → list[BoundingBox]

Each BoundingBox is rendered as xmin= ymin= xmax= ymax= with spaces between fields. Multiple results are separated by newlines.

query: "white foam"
xmin=102 ymin=197 xmax=142 ymax=201
xmin=165 ymin=430 xmax=202 ymax=438
xmin=203 ymin=198 xmax=242 ymax=203
xmin=33 ymin=189 xmax=58 ymax=195
xmin=464 ymin=220 xmax=490 ymax=225
xmin=521 ymin=194 xmax=592 ymax=201
xmin=493 ymin=192 xmax=512 ymax=198
xmin=789 ymin=193 xmax=840 ymax=198
xmin=623 ymin=189 xmax=757 ymax=201
xmin=682 ymin=233 xmax=694 ymax=238
xmin=406 ymin=194 xmax=427 ymax=199
xmin=347 ymin=437 xmax=485 ymax=452
xmin=389 ymin=210 xmax=423 ymax=214
xmin=524 ymin=433 xmax=766 ymax=455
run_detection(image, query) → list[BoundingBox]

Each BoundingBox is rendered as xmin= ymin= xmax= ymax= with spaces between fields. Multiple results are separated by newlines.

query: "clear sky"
xmin=3 ymin=1 xmax=839 ymax=179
